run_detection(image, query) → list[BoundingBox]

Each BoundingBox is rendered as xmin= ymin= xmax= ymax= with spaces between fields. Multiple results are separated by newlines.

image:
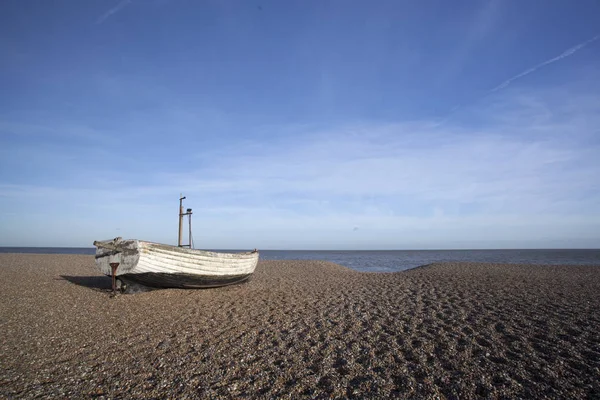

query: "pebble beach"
xmin=1 ymin=254 xmax=599 ymax=399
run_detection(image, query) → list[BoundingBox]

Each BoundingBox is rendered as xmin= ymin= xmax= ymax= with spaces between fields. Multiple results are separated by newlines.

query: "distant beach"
xmin=1 ymin=254 xmax=599 ymax=398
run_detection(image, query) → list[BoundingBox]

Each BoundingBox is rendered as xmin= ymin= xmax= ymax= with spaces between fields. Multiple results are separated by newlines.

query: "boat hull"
xmin=93 ymin=238 xmax=259 ymax=289
xmin=119 ymin=272 xmax=252 ymax=289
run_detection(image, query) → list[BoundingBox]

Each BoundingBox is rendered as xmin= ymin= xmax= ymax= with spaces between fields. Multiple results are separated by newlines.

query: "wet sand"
xmin=1 ymin=254 xmax=599 ymax=398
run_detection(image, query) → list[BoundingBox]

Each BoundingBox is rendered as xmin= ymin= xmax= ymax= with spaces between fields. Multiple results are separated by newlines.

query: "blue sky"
xmin=1 ymin=0 xmax=599 ymax=249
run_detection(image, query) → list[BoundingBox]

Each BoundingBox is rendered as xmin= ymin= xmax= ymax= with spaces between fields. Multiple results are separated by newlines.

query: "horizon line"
xmin=1 ymin=246 xmax=599 ymax=251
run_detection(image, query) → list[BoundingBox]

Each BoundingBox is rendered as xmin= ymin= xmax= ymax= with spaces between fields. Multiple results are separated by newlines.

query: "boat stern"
xmin=93 ymin=238 xmax=140 ymax=276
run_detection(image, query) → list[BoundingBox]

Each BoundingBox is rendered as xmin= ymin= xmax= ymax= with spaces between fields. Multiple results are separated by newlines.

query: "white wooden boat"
xmin=92 ymin=197 xmax=259 ymax=291
xmin=93 ymin=238 xmax=259 ymax=289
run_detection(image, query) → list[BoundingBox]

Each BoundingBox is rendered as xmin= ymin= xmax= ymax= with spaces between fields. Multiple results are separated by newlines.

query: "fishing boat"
xmin=93 ymin=196 xmax=259 ymax=292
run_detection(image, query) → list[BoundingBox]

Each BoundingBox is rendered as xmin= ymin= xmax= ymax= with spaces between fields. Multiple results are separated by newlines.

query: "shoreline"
xmin=1 ymin=248 xmax=600 ymax=274
xmin=1 ymin=254 xmax=599 ymax=398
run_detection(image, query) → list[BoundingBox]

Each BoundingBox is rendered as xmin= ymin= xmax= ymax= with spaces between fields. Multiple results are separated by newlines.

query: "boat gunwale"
xmin=138 ymin=240 xmax=259 ymax=258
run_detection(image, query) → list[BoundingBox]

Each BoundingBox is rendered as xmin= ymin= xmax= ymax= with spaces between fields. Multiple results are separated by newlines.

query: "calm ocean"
xmin=1 ymin=247 xmax=599 ymax=272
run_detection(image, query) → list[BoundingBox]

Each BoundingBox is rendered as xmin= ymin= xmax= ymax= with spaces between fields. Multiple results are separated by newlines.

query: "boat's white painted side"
xmin=94 ymin=239 xmax=259 ymax=278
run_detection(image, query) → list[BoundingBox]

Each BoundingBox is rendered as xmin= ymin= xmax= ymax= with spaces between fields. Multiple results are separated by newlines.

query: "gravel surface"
xmin=1 ymin=254 xmax=599 ymax=399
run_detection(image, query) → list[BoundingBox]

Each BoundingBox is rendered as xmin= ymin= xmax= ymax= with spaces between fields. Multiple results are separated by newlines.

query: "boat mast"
xmin=178 ymin=195 xmax=193 ymax=248
xmin=188 ymin=211 xmax=193 ymax=249
xmin=178 ymin=195 xmax=186 ymax=247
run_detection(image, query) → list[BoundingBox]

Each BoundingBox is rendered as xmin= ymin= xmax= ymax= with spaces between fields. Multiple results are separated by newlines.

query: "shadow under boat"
xmin=60 ymin=275 xmax=112 ymax=290
xmin=59 ymin=274 xmax=252 ymax=294
xmin=59 ymin=275 xmax=157 ymax=293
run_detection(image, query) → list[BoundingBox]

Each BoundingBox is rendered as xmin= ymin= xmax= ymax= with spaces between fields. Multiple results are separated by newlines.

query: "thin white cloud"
xmin=2 ymin=80 xmax=600 ymax=248
xmin=96 ymin=0 xmax=132 ymax=24
xmin=491 ymin=34 xmax=600 ymax=92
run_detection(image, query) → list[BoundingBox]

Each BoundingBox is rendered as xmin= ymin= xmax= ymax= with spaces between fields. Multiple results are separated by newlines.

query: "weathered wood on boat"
xmin=93 ymin=238 xmax=259 ymax=290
